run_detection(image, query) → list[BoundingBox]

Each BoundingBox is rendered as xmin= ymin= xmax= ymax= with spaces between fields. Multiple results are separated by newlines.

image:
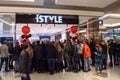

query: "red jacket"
xmin=84 ymin=43 xmax=91 ymax=58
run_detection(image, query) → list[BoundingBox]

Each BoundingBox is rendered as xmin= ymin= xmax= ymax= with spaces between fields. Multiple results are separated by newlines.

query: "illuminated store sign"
xmin=16 ymin=14 xmax=78 ymax=24
xmin=36 ymin=15 xmax=63 ymax=23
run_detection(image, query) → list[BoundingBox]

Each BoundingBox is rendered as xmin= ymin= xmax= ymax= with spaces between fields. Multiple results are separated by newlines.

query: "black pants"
xmin=109 ymin=53 xmax=114 ymax=66
xmin=102 ymin=54 xmax=107 ymax=69
xmin=91 ymin=53 xmax=95 ymax=66
xmin=73 ymin=54 xmax=81 ymax=71
xmin=0 ymin=57 xmax=8 ymax=71
xmin=56 ymin=62 xmax=63 ymax=72
xmin=114 ymin=52 xmax=119 ymax=64
xmin=79 ymin=54 xmax=84 ymax=70
xmin=31 ymin=56 xmax=36 ymax=71
xmin=36 ymin=59 xmax=44 ymax=73
xmin=9 ymin=55 xmax=13 ymax=69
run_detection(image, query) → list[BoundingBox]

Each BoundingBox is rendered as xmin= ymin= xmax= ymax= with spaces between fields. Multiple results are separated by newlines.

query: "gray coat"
xmin=0 ymin=44 xmax=9 ymax=57
xmin=19 ymin=50 xmax=30 ymax=73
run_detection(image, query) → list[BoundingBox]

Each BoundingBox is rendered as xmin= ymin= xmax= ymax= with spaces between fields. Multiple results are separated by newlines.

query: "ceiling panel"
xmin=56 ymin=0 xmax=117 ymax=8
xmin=104 ymin=19 xmax=120 ymax=24
xmin=0 ymin=0 xmax=43 ymax=6
xmin=79 ymin=16 xmax=95 ymax=24
xmin=3 ymin=0 xmax=35 ymax=2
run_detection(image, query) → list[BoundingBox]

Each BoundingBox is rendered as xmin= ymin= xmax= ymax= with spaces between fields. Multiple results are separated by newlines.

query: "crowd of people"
xmin=0 ymin=39 xmax=120 ymax=79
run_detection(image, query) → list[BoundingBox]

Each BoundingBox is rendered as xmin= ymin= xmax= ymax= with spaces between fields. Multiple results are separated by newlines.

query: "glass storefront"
xmin=102 ymin=28 xmax=120 ymax=40
xmin=0 ymin=13 xmax=15 ymax=44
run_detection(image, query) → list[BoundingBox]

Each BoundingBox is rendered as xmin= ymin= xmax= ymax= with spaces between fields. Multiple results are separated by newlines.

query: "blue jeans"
xmin=65 ymin=57 xmax=72 ymax=70
xmin=84 ymin=58 xmax=90 ymax=71
xmin=95 ymin=61 xmax=102 ymax=71
xmin=102 ymin=54 xmax=107 ymax=69
xmin=0 ymin=57 xmax=8 ymax=71
xmin=48 ymin=59 xmax=56 ymax=74
xmin=21 ymin=74 xmax=31 ymax=80
xmin=73 ymin=54 xmax=80 ymax=71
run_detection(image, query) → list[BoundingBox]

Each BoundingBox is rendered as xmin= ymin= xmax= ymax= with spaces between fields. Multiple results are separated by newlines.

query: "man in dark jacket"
xmin=115 ymin=41 xmax=120 ymax=65
xmin=13 ymin=42 xmax=22 ymax=72
xmin=100 ymin=40 xmax=107 ymax=69
xmin=33 ymin=40 xmax=43 ymax=73
xmin=45 ymin=42 xmax=57 ymax=75
xmin=109 ymin=39 xmax=115 ymax=67
xmin=19 ymin=44 xmax=31 ymax=80
xmin=89 ymin=38 xmax=96 ymax=66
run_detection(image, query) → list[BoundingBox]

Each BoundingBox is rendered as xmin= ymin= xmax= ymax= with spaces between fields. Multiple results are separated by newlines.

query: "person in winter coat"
xmin=115 ymin=41 xmax=120 ymax=65
xmin=0 ymin=41 xmax=10 ymax=72
xmin=83 ymin=41 xmax=91 ymax=72
xmin=8 ymin=43 xmax=14 ymax=69
xmin=72 ymin=40 xmax=80 ymax=72
xmin=63 ymin=42 xmax=72 ymax=71
xmin=45 ymin=42 xmax=57 ymax=75
xmin=108 ymin=39 xmax=115 ymax=67
xmin=33 ymin=41 xmax=43 ymax=73
xmin=19 ymin=44 xmax=31 ymax=80
xmin=13 ymin=42 xmax=22 ymax=72
xmin=77 ymin=41 xmax=84 ymax=71
xmin=56 ymin=42 xmax=63 ymax=72
xmin=100 ymin=40 xmax=107 ymax=70
xmin=94 ymin=44 xmax=103 ymax=75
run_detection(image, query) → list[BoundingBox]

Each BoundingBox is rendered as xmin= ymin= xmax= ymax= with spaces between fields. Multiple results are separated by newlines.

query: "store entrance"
xmin=15 ymin=14 xmax=79 ymax=43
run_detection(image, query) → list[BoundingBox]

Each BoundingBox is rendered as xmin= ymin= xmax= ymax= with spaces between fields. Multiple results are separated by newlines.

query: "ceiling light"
xmin=79 ymin=29 xmax=86 ymax=33
xmin=4 ymin=0 xmax=34 ymax=2
xmin=99 ymin=13 xmax=120 ymax=19
xmin=55 ymin=0 xmax=58 ymax=3
xmin=103 ymin=23 xmax=120 ymax=27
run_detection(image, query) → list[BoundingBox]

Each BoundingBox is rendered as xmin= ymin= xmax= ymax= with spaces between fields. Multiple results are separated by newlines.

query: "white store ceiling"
xmin=16 ymin=24 xmax=77 ymax=36
xmin=3 ymin=0 xmax=35 ymax=2
xmin=55 ymin=0 xmax=117 ymax=8
xmin=0 ymin=0 xmax=43 ymax=6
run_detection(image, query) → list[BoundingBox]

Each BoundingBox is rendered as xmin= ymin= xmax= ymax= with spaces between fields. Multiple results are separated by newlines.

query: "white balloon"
xmin=70 ymin=32 xmax=75 ymax=37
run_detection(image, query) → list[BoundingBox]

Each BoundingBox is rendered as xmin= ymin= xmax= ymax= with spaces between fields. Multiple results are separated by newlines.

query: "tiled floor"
xmin=0 ymin=66 xmax=120 ymax=80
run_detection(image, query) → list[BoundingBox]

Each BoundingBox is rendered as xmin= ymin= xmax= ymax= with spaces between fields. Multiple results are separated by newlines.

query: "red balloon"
xmin=70 ymin=26 xmax=78 ymax=34
xmin=20 ymin=39 xmax=23 ymax=43
xmin=75 ymin=33 xmax=79 ymax=38
xmin=22 ymin=26 xmax=30 ymax=34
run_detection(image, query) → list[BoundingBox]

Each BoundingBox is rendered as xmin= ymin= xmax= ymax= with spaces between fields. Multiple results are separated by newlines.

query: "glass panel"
xmin=0 ymin=13 xmax=15 ymax=44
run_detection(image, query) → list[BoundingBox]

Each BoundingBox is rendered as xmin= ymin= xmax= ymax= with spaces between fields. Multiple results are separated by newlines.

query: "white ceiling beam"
xmin=4 ymin=0 xmax=35 ymax=2
xmin=0 ymin=6 xmax=104 ymax=16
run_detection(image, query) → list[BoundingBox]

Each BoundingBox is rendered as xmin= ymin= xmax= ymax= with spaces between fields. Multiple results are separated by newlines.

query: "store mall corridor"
xmin=0 ymin=66 xmax=120 ymax=80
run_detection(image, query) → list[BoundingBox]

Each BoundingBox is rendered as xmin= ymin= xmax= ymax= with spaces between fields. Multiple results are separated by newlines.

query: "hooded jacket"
xmin=84 ymin=43 xmax=91 ymax=58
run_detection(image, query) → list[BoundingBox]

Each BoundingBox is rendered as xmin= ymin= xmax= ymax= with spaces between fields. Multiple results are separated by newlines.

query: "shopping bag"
xmin=62 ymin=60 xmax=65 ymax=74
xmin=107 ymin=54 xmax=110 ymax=64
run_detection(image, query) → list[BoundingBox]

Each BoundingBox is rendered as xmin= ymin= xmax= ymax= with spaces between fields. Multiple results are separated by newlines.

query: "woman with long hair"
xmin=94 ymin=44 xmax=103 ymax=75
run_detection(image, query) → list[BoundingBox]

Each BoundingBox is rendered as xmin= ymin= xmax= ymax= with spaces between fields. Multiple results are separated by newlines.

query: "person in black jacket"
xmin=19 ymin=44 xmax=31 ymax=80
xmin=108 ymin=39 xmax=115 ymax=67
xmin=115 ymin=41 xmax=120 ymax=65
xmin=33 ymin=40 xmax=44 ymax=73
xmin=8 ymin=43 xmax=14 ymax=69
xmin=45 ymin=42 xmax=57 ymax=75
xmin=100 ymin=40 xmax=107 ymax=69
xmin=89 ymin=38 xmax=96 ymax=66
xmin=13 ymin=42 xmax=22 ymax=72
